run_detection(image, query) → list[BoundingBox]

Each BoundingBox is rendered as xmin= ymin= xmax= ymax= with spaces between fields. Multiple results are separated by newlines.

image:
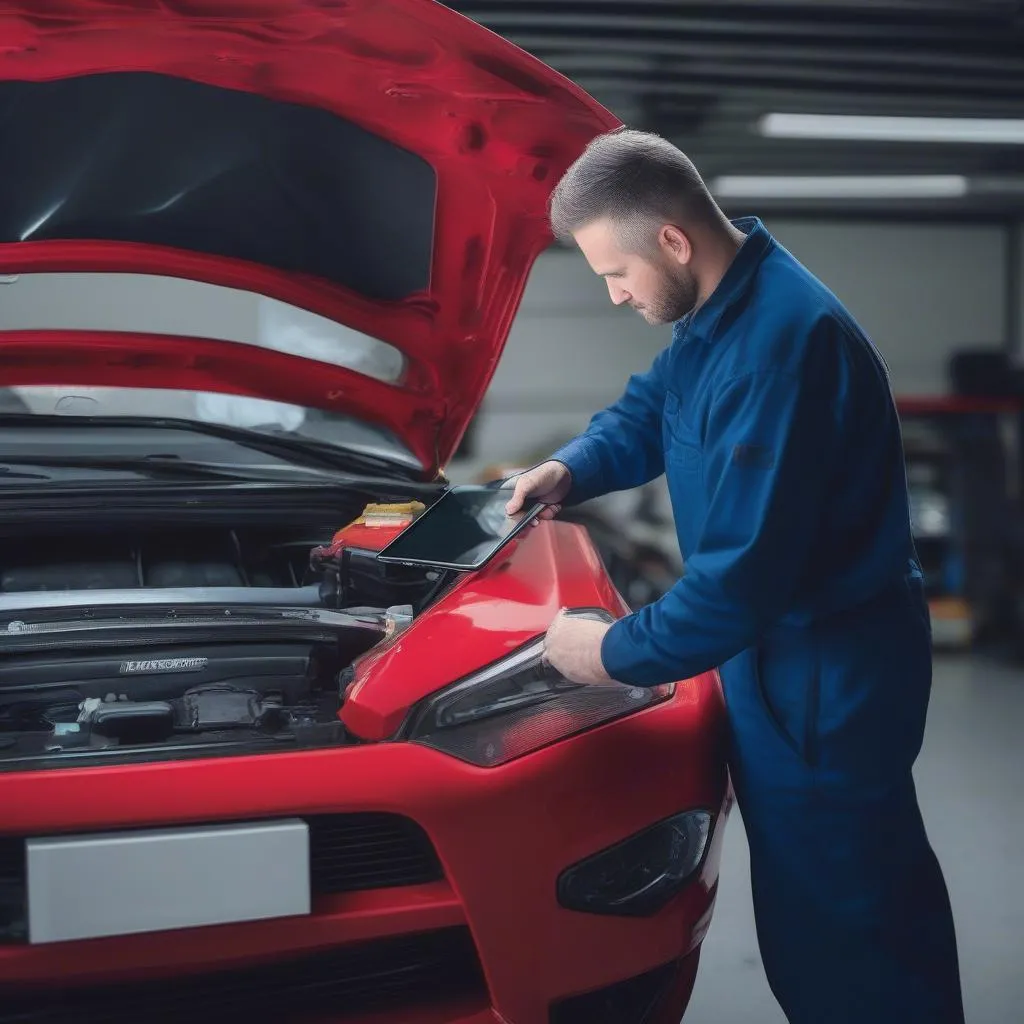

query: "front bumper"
xmin=0 ymin=672 xmax=729 ymax=1024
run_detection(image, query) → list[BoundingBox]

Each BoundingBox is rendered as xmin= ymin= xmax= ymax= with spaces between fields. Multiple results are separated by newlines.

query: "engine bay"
xmin=0 ymin=520 xmax=447 ymax=769
xmin=1 ymin=526 xmax=334 ymax=594
xmin=0 ymin=642 xmax=350 ymax=764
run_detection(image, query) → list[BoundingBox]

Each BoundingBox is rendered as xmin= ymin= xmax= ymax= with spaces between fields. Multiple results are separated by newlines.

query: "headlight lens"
xmin=557 ymin=810 xmax=712 ymax=917
xmin=404 ymin=610 xmax=674 ymax=767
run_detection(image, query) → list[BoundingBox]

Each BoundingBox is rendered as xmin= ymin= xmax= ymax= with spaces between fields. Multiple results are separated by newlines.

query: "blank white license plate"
xmin=27 ymin=820 xmax=310 ymax=945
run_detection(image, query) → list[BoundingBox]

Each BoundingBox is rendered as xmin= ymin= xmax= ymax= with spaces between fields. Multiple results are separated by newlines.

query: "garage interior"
xmin=0 ymin=0 xmax=1021 ymax=1021
xmin=442 ymin=2 xmax=1024 ymax=1021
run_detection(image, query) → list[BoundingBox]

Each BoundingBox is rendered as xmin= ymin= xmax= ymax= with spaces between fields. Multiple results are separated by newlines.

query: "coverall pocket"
xmin=662 ymin=391 xmax=704 ymax=553
xmin=666 ymin=443 xmax=700 ymax=470
xmin=753 ymin=638 xmax=821 ymax=768
xmin=664 ymin=443 xmax=702 ymax=555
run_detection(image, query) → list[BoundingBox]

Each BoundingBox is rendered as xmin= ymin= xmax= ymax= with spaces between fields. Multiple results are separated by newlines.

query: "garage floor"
xmin=683 ymin=654 xmax=1024 ymax=1024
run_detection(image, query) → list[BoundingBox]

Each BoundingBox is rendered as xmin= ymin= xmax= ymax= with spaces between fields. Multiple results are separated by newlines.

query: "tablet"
xmin=375 ymin=484 xmax=545 ymax=571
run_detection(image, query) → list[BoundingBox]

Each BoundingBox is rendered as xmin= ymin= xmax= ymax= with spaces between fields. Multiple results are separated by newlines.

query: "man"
xmin=505 ymin=129 xmax=964 ymax=1023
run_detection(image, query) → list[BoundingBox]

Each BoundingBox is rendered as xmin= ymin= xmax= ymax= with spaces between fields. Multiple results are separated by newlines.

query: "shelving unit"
xmin=897 ymin=396 xmax=1021 ymax=650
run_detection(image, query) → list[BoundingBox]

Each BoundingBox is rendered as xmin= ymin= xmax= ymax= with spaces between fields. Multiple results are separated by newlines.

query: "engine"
xmin=0 ymin=518 xmax=446 ymax=769
xmin=2 ymin=526 xmax=330 ymax=594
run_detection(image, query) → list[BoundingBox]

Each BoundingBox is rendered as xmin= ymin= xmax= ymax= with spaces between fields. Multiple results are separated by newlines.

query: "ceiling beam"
xmin=465 ymin=11 xmax=1018 ymax=50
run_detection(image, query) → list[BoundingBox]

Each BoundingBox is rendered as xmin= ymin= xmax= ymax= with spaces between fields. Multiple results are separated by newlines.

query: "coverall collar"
xmin=673 ymin=216 xmax=775 ymax=346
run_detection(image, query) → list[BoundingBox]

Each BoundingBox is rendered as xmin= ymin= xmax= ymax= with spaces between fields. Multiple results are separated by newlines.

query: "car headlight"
xmin=402 ymin=609 xmax=674 ymax=767
xmin=557 ymin=810 xmax=713 ymax=917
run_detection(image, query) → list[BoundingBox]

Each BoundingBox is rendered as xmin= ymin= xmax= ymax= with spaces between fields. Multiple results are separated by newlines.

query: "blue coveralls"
xmin=551 ymin=218 xmax=965 ymax=1023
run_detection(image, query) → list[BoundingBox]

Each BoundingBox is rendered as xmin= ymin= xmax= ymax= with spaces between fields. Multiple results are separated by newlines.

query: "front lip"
xmin=0 ymin=683 xmax=728 ymax=1023
xmin=0 ymin=0 xmax=620 ymax=474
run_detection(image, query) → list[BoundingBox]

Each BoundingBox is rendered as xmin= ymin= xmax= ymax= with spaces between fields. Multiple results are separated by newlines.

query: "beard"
xmin=633 ymin=264 xmax=700 ymax=325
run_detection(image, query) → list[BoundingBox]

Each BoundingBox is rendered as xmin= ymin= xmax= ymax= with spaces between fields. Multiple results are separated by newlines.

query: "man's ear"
xmin=659 ymin=225 xmax=692 ymax=265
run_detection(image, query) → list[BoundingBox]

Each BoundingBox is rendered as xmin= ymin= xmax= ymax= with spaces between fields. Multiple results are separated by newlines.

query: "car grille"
xmin=0 ymin=927 xmax=485 ymax=1023
xmin=308 ymin=812 xmax=443 ymax=893
xmin=0 ymin=813 xmax=443 ymax=944
xmin=549 ymin=962 xmax=679 ymax=1024
xmin=0 ymin=836 xmax=24 ymax=942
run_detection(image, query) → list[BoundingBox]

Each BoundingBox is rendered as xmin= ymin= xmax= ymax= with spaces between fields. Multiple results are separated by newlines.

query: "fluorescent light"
xmin=759 ymin=113 xmax=1024 ymax=145
xmin=711 ymin=175 xmax=969 ymax=199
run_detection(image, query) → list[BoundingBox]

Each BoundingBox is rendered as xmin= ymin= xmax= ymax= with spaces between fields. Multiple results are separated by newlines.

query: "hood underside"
xmin=0 ymin=0 xmax=619 ymax=474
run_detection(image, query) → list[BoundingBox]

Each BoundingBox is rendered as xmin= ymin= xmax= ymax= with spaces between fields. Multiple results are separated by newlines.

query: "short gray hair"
xmin=548 ymin=128 xmax=718 ymax=252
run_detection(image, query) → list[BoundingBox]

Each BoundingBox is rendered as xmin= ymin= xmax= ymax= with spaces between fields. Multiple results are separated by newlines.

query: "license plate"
xmin=27 ymin=820 xmax=310 ymax=944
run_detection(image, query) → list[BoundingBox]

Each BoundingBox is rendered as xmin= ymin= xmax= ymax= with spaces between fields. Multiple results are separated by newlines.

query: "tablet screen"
xmin=375 ymin=485 xmax=543 ymax=570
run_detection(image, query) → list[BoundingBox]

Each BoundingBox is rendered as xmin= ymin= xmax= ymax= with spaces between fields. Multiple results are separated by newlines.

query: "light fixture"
xmin=711 ymin=175 xmax=969 ymax=200
xmin=402 ymin=610 xmax=674 ymax=767
xmin=759 ymin=113 xmax=1024 ymax=145
xmin=557 ymin=810 xmax=712 ymax=917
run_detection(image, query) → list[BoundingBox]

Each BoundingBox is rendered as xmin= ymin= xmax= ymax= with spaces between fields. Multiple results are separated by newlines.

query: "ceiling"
xmin=446 ymin=0 xmax=1024 ymax=216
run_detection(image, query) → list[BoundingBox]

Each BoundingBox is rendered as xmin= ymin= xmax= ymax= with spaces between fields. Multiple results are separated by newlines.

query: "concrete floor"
xmin=683 ymin=654 xmax=1024 ymax=1024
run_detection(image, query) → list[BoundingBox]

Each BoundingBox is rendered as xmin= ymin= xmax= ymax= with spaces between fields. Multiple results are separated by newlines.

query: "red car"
xmin=0 ymin=2 xmax=731 ymax=1021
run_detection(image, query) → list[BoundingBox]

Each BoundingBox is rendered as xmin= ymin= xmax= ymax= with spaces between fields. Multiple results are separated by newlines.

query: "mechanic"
xmin=505 ymin=128 xmax=965 ymax=1023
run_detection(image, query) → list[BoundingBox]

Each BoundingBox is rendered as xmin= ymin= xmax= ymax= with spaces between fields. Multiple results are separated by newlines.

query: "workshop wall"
xmin=0 ymin=220 xmax=1008 ymax=480
xmin=766 ymin=220 xmax=1007 ymax=394
xmin=458 ymin=219 xmax=1008 ymax=477
xmin=1015 ymin=222 xmax=1024 ymax=365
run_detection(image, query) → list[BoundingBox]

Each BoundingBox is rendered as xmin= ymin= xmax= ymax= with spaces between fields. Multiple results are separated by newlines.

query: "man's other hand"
xmin=543 ymin=609 xmax=618 ymax=686
xmin=504 ymin=461 xmax=572 ymax=524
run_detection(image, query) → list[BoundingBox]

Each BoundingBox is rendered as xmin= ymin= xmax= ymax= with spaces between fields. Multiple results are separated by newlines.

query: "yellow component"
xmin=362 ymin=501 xmax=425 ymax=516
xmin=926 ymin=596 xmax=974 ymax=649
xmin=351 ymin=500 xmax=426 ymax=528
xmin=928 ymin=596 xmax=970 ymax=618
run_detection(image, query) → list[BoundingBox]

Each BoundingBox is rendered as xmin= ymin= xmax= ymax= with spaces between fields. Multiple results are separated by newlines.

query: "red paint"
xmin=0 ymin=0 xmax=621 ymax=475
xmin=0 ymin=521 xmax=730 ymax=1022
xmin=311 ymin=514 xmax=425 ymax=568
xmin=650 ymin=952 xmax=703 ymax=1024
xmin=0 ymin=4 xmax=729 ymax=1021
xmin=341 ymin=520 xmax=630 ymax=740
xmin=0 ymin=522 xmax=730 ymax=1020
xmin=3 ymin=884 xmax=465 ymax=986
xmin=0 ymin=675 xmax=728 ymax=1022
xmin=0 ymin=330 xmax=436 ymax=451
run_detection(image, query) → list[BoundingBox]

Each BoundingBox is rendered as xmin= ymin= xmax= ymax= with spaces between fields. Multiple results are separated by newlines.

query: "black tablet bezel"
xmin=374 ymin=485 xmax=546 ymax=571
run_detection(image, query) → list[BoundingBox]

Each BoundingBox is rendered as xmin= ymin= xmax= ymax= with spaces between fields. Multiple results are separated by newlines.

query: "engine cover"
xmin=0 ymin=644 xmax=317 ymax=726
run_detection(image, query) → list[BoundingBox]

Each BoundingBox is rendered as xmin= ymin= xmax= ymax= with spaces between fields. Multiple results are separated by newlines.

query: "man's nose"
xmin=607 ymin=280 xmax=630 ymax=305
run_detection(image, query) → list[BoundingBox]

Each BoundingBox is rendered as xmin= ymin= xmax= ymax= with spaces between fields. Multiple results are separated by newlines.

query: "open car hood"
xmin=0 ymin=0 xmax=619 ymax=475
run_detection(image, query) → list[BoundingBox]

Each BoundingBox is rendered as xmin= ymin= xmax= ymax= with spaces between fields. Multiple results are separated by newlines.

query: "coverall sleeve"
xmin=600 ymin=333 xmax=845 ymax=686
xmin=548 ymin=347 xmax=670 ymax=505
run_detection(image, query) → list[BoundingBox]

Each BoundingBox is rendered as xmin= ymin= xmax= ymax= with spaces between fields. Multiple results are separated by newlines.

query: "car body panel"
xmin=341 ymin=519 xmax=630 ymax=740
xmin=0 ymin=328 xmax=414 ymax=466
xmin=0 ymin=4 xmax=730 ymax=1021
xmin=0 ymin=0 xmax=621 ymax=473
xmin=0 ymin=679 xmax=729 ymax=1021
xmin=0 ymin=521 xmax=732 ymax=1023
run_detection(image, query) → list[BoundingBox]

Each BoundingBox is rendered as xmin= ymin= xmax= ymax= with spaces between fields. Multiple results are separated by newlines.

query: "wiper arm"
xmin=0 ymin=466 xmax=51 ymax=482
xmin=0 ymin=455 xmax=259 ymax=482
xmin=165 ymin=419 xmax=429 ymax=480
xmin=0 ymin=414 xmax=435 ymax=484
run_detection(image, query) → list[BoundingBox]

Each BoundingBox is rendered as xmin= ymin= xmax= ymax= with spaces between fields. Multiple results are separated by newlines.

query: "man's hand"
xmin=505 ymin=461 xmax=572 ymax=524
xmin=543 ymin=609 xmax=619 ymax=686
